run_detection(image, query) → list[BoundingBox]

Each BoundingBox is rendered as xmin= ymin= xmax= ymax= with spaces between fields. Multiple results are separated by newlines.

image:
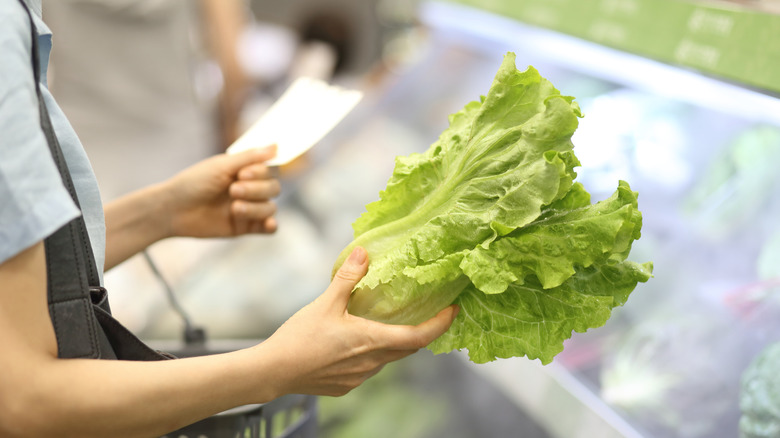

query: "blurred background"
xmin=43 ymin=0 xmax=780 ymax=437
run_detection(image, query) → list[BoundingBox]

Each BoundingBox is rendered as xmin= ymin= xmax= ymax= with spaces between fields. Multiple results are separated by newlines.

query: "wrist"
xmin=103 ymin=183 xmax=177 ymax=269
xmin=149 ymin=180 xmax=177 ymax=240
xmin=240 ymin=342 xmax=288 ymax=404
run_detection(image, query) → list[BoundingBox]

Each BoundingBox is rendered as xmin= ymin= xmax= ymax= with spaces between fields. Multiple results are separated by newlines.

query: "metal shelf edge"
xmin=460 ymin=354 xmax=646 ymax=438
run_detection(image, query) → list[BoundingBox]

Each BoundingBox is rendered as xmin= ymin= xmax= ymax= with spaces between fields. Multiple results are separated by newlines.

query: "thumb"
xmin=222 ymin=145 xmax=277 ymax=174
xmin=325 ymin=246 xmax=369 ymax=309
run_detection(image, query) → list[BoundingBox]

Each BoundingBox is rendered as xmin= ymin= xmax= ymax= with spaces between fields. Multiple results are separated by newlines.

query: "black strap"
xmin=20 ymin=0 xmax=172 ymax=362
xmin=20 ymin=0 xmax=102 ymax=289
xmin=19 ymin=0 xmax=107 ymax=359
xmin=20 ymin=0 xmax=171 ymax=362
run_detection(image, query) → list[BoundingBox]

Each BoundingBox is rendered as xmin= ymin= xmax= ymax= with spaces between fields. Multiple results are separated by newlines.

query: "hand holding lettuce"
xmin=333 ymin=53 xmax=652 ymax=364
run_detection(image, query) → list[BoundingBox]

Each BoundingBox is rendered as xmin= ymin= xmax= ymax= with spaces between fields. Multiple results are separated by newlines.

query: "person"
xmin=42 ymin=0 xmax=259 ymax=336
xmin=43 ymin=0 xmax=252 ymax=200
xmin=0 ymin=1 xmax=458 ymax=437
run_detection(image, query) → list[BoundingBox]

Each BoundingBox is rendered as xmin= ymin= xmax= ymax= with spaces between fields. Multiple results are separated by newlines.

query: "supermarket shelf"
xmin=417 ymin=4 xmax=779 ymax=437
xmin=422 ymin=1 xmax=780 ymax=128
xmin=439 ymin=0 xmax=780 ymax=94
xmin=462 ymin=356 xmax=646 ymax=438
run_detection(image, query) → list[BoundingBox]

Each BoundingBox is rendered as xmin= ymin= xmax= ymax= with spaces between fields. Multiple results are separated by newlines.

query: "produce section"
xmin=95 ymin=1 xmax=780 ymax=436
xmin=417 ymin=2 xmax=780 ymax=437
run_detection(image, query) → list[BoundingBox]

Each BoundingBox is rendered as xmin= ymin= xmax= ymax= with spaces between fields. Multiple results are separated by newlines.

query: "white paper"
xmin=227 ymin=77 xmax=363 ymax=166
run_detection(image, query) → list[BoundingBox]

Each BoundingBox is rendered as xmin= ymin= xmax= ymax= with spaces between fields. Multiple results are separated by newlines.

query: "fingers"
xmin=413 ymin=304 xmax=459 ymax=345
xmin=228 ymin=154 xmax=280 ymax=235
xmin=223 ymin=145 xmax=277 ymax=175
xmin=237 ymin=163 xmax=274 ymax=181
xmin=261 ymin=216 xmax=278 ymax=233
xmin=229 ymin=179 xmax=281 ymax=201
xmin=230 ymin=216 xmax=277 ymax=236
xmin=376 ymin=304 xmax=459 ymax=350
xmin=325 ymin=247 xmax=368 ymax=309
xmin=231 ymin=199 xmax=276 ymax=217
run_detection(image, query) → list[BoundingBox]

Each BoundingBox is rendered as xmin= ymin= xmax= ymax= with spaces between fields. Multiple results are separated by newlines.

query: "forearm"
xmin=201 ymin=0 xmax=249 ymax=149
xmin=0 ymin=243 xmax=285 ymax=438
xmin=201 ymin=0 xmax=245 ymax=78
xmin=104 ymin=183 xmax=172 ymax=270
xmin=5 ymin=346 xmax=282 ymax=438
xmin=1 ymin=242 xmax=455 ymax=437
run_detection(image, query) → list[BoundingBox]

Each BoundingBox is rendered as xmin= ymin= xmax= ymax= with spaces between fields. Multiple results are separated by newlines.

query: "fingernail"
xmin=348 ymin=247 xmax=367 ymax=264
xmin=452 ymin=305 xmax=460 ymax=319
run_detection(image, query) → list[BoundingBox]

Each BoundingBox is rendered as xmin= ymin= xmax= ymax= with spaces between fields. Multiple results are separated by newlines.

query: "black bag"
xmin=19 ymin=0 xmax=171 ymax=362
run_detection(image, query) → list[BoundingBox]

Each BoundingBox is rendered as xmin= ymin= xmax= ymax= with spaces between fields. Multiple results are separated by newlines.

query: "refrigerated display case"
xmin=408 ymin=2 xmax=780 ymax=437
xmin=107 ymin=1 xmax=780 ymax=436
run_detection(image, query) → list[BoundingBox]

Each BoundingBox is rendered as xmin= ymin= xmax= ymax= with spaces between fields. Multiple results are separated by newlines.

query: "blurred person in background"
xmin=0 ymin=0 xmax=458 ymax=436
xmin=43 ymin=0 xmax=266 ymax=334
xmin=44 ymin=0 xmax=251 ymax=200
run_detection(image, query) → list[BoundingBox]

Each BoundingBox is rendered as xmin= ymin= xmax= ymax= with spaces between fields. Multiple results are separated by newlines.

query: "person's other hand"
xmin=257 ymin=247 xmax=459 ymax=398
xmin=161 ymin=145 xmax=280 ymax=238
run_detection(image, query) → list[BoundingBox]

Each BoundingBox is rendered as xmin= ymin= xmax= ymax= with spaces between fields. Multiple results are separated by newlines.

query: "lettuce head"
xmin=332 ymin=53 xmax=652 ymax=364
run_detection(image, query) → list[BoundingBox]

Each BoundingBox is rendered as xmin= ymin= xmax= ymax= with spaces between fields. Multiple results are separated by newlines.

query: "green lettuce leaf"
xmin=462 ymin=180 xmax=643 ymax=294
xmin=333 ymin=53 xmax=652 ymax=364
xmin=429 ymin=261 xmax=653 ymax=364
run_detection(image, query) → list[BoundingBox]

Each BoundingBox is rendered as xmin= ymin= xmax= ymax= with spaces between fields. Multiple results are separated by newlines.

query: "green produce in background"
xmin=333 ymin=52 xmax=652 ymax=364
xmin=740 ymin=342 xmax=780 ymax=438
xmin=684 ymin=125 xmax=780 ymax=240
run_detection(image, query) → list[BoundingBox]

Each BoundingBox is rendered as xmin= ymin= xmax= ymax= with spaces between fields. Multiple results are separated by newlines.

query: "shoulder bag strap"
xmin=19 ymin=0 xmax=107 ymax=358
xmin=20 ymin=0 xmax=173 ymax=362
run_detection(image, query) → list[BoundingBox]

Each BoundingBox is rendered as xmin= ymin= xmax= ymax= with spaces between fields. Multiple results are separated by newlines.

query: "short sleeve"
xmin=0 ymin=1 xmax=80 ymax=265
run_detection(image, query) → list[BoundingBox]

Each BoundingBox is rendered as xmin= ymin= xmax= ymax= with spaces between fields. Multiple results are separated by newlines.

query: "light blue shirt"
xmin=0 ymin=0 xmax=105 ymax=282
